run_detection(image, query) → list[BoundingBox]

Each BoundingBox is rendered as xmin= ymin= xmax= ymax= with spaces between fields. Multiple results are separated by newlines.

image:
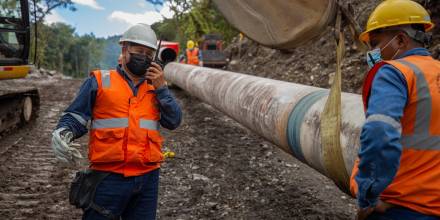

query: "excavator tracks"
xmin=0 ymin=79 xmax=82 ymax=219
xmin=0 ymin=82 xmax=40 ymax=136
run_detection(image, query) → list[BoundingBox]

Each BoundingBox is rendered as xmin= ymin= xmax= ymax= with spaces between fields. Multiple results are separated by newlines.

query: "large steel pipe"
xmin=164 ymin=63 xmax=365 ymax=193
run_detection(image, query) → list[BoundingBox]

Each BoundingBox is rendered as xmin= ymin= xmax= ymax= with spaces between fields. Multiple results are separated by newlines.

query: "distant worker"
xmin=349 ymin=0 xmax=439 ymax=220
xmin=51 ymin=23 xmax=182 ymax=219
xmin=180 ymin=40 xmax=202 ymax=66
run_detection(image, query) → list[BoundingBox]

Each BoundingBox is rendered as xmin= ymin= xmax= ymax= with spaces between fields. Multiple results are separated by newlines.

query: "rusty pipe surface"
xmin=164 ymin=63 xmax=365 ymax=193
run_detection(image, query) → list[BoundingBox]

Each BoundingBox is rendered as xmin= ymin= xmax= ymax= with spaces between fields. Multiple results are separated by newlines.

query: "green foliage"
xmin=151 ymin=18 xmax=177 ymax=41
xmin=0 ymin=0 xmax=22 ymax=18
xmin=150 ymin=0 xmax=237 ymax=49
xmin=31 ymin=22 xmax=105 ymax=77
xmin=30 ymin=0 xmax=76 ymax=22
xmin=99 ymin=35 xmax=121 ymax=70
xmin=27 ymin=0 xmax=239 ymax=77
xmin=64 ymin=34 xmax=104 ymax=77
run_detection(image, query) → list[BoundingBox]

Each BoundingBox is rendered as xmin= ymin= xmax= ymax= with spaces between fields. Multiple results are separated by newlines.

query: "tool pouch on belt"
xmin=69 ymin=170 xmax=116 ymax=219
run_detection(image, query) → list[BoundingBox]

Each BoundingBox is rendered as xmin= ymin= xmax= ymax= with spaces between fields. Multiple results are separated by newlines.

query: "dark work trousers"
xmin=366 ymin=206 xmax=440 ymax=220
xmin=83 ymin=169 xmax=160 ymax=220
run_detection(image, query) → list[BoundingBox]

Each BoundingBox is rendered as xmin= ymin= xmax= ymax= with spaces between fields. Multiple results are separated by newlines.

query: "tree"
xmin=40 ymin=22 xmax=75 ymax=72
xmin=147 ymin=0 xmax=237 ymax=49
xmin=147 ymin=0 xmax=192 ymax=24
xmin=99 ymin=35 xmax=121 ymax=70
xmin=147 ymin=0 xmax=192 ymax=47
xmin=29 ymin=0 xmax=76 ymax=67
xmin=64 ymin=33 xmax=104 ymax=77
xmin=32 ymin=22 xmax=105 ymax=77
xmin=29 ymin=0 xmax=76 ymax=22
xmin=151 ymin=18 xmax=177 ymax=41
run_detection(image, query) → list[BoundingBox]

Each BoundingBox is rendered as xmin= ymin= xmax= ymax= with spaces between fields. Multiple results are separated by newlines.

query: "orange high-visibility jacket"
xmin=89 ymin=70 xmax=164 ymax=177
xmin=186 ymin=48 xmax=199 ymax=65
xmin=350 ymin=55 xmax=440 ymax=216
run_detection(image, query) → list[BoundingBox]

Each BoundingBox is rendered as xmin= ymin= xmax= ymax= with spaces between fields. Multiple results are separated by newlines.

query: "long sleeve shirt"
xmin=355 ymin=48 xmax=432 ymax=208
xmin=56 ymin=65 xmax=182 ymax=139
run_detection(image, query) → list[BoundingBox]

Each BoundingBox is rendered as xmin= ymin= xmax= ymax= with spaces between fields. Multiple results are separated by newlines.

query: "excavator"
xmin=0 ymin=0 xmax=39 ymax=135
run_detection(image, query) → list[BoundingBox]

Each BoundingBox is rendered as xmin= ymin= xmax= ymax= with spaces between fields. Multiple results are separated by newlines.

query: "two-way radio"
xmin=147 ymin=39 xmax=163 ymax=84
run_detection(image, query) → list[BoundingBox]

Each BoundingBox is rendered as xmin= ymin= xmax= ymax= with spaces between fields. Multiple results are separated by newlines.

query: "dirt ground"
xmin=0 ymin=76 xmax=355 ymax=219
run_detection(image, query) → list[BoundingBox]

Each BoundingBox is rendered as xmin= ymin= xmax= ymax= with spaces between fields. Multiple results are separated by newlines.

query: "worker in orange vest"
xmin=350 ymin=0 xmax=439 ymax=220
xmin=51 ymin=23 xmax=182 ymax=219
xmin=182 ymin=40 xmax=202 ymax=66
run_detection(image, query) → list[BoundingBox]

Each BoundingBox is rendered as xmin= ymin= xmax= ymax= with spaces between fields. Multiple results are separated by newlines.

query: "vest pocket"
xmin=145 ymin=130 xmax=164 ymax=163
xmin=90 ymin=128 xmax=126 ymax=163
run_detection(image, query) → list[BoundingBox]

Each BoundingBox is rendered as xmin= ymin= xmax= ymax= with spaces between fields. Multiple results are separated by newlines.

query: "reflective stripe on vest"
xmin=92 ymin=118 xmax=159 ymax=130
xmin=365 ymin=114 xmax=402 ymax=134
xmin=396 ymin=60 xmax=439 ymax=150
xmin=102 ymin=70 xmax=111 ymax=88
xmin=140 ymin=119 xmax=159 ymax=130
xmin=92 ymin=118 xmax=128 ymax=129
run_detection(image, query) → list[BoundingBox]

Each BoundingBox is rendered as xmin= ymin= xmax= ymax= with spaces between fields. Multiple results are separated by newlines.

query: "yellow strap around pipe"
xmin=320 ymin=9 xmax=350 ymax=194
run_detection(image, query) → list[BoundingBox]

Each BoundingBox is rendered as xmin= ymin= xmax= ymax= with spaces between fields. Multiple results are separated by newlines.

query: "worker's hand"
xmin=146 ymin=62 xmax=166 ymax=89
xmin=356 ymin=206 xmax=374 ymax=220
xmin=51 ymin=128 xmax=83 ymax=165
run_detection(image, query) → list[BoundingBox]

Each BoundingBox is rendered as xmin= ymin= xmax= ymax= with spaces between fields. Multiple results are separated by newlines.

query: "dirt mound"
xmin=28 ymin=68 xmax=72 ymax=80
xmin=225 ymin=0 xmax=440 ymax=94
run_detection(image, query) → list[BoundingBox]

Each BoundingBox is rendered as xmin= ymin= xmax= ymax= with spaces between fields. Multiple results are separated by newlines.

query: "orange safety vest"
xmin=88 ymin=70 xmax=164 ymax=177
xmin=350 ymin=55 xmax=440 ymax=216
xmin=186 ymin=48 xmax=199 ymax=65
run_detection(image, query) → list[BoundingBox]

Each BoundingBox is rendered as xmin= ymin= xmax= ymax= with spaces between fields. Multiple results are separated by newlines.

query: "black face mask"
xmin=125 ymin=53 xmax=152 ymax=76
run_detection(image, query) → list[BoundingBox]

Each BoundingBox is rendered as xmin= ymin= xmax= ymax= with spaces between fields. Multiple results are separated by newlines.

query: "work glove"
xmin=51 ymin=127 xmax=83 ymax=165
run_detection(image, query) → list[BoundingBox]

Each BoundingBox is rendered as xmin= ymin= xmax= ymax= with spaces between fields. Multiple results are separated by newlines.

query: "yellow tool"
xmin=163 ymin=151 xmax=176 ymax=159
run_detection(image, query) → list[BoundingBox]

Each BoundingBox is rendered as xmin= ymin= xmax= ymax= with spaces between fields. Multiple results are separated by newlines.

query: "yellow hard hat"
xmin=359 ymin=0 xmax=434 ymax=43
xmin=187 ymin=40 xmax=195 ymax=49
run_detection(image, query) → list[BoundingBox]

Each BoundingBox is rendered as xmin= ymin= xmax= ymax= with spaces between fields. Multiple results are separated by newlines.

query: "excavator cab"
xmin=0 ymin=0 xmax=31 ymax=78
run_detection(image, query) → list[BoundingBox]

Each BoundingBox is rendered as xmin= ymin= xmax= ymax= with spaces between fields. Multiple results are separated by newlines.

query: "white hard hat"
xmin=119 ymin=23 xmax=158 ymax=50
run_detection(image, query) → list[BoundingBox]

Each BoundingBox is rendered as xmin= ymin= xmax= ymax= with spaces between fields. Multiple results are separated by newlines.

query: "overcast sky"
xmin=45 ymin=0 xmax=173 ymax=38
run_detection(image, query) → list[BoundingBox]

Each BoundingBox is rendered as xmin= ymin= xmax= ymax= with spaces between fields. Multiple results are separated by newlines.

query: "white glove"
xmin=51 ymin=128 xmax=83 ymax=164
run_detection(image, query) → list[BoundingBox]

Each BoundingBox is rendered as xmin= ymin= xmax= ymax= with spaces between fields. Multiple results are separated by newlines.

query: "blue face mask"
xmin=366 ymin=48 xmax=381 ymax=68
xmin=366 ymin=35 xmax=399 ymax=68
